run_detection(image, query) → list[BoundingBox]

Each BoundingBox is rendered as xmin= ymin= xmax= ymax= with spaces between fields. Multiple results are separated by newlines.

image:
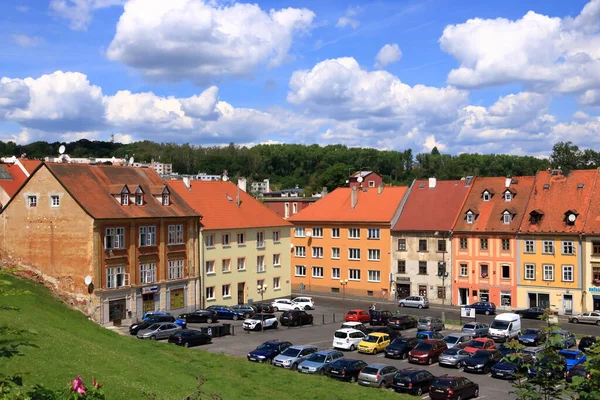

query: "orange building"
xmin=288 ymin=184 xmax=407 ymax=298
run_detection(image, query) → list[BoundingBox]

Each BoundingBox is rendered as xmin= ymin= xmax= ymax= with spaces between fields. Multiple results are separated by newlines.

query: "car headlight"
xmin=257 ymin=355 xmax=266 ymax=359
xmin=475 ymin=364 xmax=484 ymax=368
xmin=247 ymin=353 xmax=252 ymax=357
xmin=283 ymin=360 xmax=291 ymax=365
xmin=309 ymin=367 xmax=316 ymax=371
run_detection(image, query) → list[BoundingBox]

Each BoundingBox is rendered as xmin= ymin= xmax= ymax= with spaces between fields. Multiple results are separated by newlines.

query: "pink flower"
xmin=72 ymin=376 xmax=86 ymax=395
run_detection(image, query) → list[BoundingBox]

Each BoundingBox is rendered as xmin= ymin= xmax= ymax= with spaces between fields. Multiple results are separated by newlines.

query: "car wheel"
xmin=184 ymin=342 xmax=190 ymax=348
xmin=416 ymin=387 xmax=423 ymax=396
xmin=304 ymin=305 xmax=311 ymax=310
xmin=418 ymin=305 xmax=423 ymax=309
xmin=350 ymin=376 xmax=357 ymax=383
xmin=572 ymin=318 xmax=578 ymax=324
xmin=485 ymin=310 xmax=490 ymax=315
xmin=293 ymin=320 xmax=299 ymax=327
xmin=291 ymin=363 xmax=298 ymax=371
xmin=150 ymin=336 xmax=156 ymax=340
xmin=533 ymin=340 xmax=538 ymax=346
xmin=267 ymin=358 xmax=273 ymax=365
xmin=400 ymin=352 xmax=407 ymax=360
xmin=596 ymin=320 xmax=600 ymax=326
xmin=273 ymin=307 xmax=279 ymax=312
xmin=350 ymin=344 xmax=356 ymax=351
xmin=244 ymin=313 xmax=250 ymax=319
xmin=206 ymin=317 xmax=213 ymax=324
xmin=427 ymin=357 xmax=433 ymax=365
xmin=399 ymin=303 xmax=405 ymax=307
xmin=484 ymin=365 xmax=491 ymax=374
xmin=255 ymin=324 xmax=262 ymax=331
xmin=233 ymin=314 xmax=239 ymax=321
xmin=373 ymin=348 xmax=378 ymax=355
xmin=273 ymin=322 xmax=278 ymax=330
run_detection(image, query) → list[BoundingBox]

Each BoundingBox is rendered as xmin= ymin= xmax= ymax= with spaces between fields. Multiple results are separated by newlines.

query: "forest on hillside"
xmin=0 ymin=140 xmax=597 ymax=193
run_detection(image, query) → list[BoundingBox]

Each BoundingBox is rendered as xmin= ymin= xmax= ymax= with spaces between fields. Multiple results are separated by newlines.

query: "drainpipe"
xmin=578 ymin=233 xmax=584 ymax=312
xmin=199 ymin=226 xmax=205 ymax=309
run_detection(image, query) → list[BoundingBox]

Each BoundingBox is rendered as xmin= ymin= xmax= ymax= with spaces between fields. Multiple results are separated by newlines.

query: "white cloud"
xmin=375 ymin=43 xmax=402 ymax=68
xmin=336 ymin=5 xmax=361 ymax=29
xmin=112 ymin=133 xmax=133 ymax=144
xmin=49 ymin=0 xmax=124 ymax=31
xmin=107 ymin=0 xmax=315 ymax=84
xmin=11 ymin=34 xmax=43 ymax=47
xmin=423 ymin=135 xmax=446 ymax=152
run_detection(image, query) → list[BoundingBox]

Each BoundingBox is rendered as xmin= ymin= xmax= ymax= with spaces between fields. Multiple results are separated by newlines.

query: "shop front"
xmin=140 ymin=285 xmax=159 ymax=314
xmin=395 ymin=277 xmax=410 ymax=299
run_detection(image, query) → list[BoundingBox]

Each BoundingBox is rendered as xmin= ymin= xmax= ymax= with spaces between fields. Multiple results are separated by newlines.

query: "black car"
xmin=385 ymin=337 xmax=419 ymax=359
xmin=369 ymin=310 xmax=393 ymax=326
xmin=516 ymin=307 xmax=547 ymax=319
xmin=178 ymin=309 xmax=218 ymax=324
xmin=429 ymin=376 xmax=479 ymax=400
xmin=231 ymin=304 xmax=256 ymax=318
xmin=388 ymin=314 xmax=418 ymax=330
xmin=367 ymin=326 xmax=401 ymax=340
xmin=247 ymin=340 xmax=292 ymax=364
xmin=528 ymin=355 xmax=567 ymax=380
xmin=129 ymin=315 xmax=175 ymax=335
xmin=565 ymin=364 xmax=591 ymax=384
xmin=168 ymin=329 xmax=212 ymax=347
xmin=324 ymin=359 xmax=368 ymax=383
xmin=463 ymin=349 xmax=503 ymax=374
xmin=254 ymin=303 xmax=275 ymax=313
xmin=390 ymin=369 xmax=435 ymax=396
xmin=495 ymin=343 xmax=517 ymax=357
xmin=280 ymin=310 xmax=313 ymax=326
xmin=578 ymin=336 xmax=598 ymax=353
xmin=491 ymin=355 xmax=533 ymax=380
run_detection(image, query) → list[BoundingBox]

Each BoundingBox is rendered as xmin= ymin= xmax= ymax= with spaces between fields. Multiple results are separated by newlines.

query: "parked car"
xmin=408 ymin=339 xmax=447 ymax=365
xmin=247 ymin=340 xmax=292 ymax=364
xmin=333 ymin=328 xmax=367 ymax=351
xmin=391 ymin=369 xmax=435 ymax=396
xmin=272 ymin=345 xmax=318 ymax=370
xmin=369 ymin=310 xmax=394 ymax=326
xmin=491 ymin=355 xmax=533 ymax=380
xmin=461 ymin=322 xmax=489 ymax=338
xmin=129 ymin=315 xmax=175 ymax=335
xmin=167 ymin=329 xmax=211 ymax=347
xmin=463 ymin=349 xmax=503 ymax=374
xmin=178 ymin=309 xmax=218 ymax=324
xmin=253 ymin=303 xmax=275 ymax=313
xmin=470 ymin=301 xmax=496 ymax=315
xmin=271 ymin=298 xmax=299 ymax=312
xmin=417 ymin=317 xmax=445 ymax=332
xmin=521 ymin=346 xmax=545 ymax=361
xmin=558 ymin=349 xmax=587 ymax=370
xmin=230 ymin=304 xmax=256 ymax=318
xmin=142 ymin=311 xmax=171 ymax=320
xmin=292 ymin=297 xmax=314 ymax=310
xmin=242 ymin=314 xmax=278 ymax=331
xmin=464 ymin=338 xmax=496 ymax=354
xmin=280 ymin=310 xmax=313 ymax=326
xmin=416 ymin=331 xmax=444 ymax=342
xmin=136 ymin=322 xmax=181 ymax=340
xmin=340 ymin=321 xmax=369 ymax=334
xmin=550 ymin=330 xmax=577 ymax=349
xmin=324 ymin=359 xmax=368 ymax=383
xmin=495 ymin=343 xmax=517 ymax=357
xmin=358 ymin=332 xmax=391 ymax=354
xmin=578 ymin=336 xmax=598 ymax=353
xmin=443 ymin=334 xmax=472 ymax=349
xmin=565 ymin=364 xmax=592 ymax=384
xmin=345 ymin=309 xmax=371 ymax=323
xmin=384 ymin=337 xmax=419 ymax=360
xmin=569 ymin=311 xmax=600 ymax=325
xmin=388 ymin=314 xmax=418 ymax=330
xmin=429 ymin=376 xmax=479 ymax=400
xmin=206 ymin=305 xmax=244 ymax=320
xmin=528 ymin=355 xmax=567 ymax=380
xmin=367 ymin=326 xmax=401 ymax=340
xmin=519 ymin=328 xmax=546 ymax=346
xmin=439 ymin=348 xmax=471 ymax=369
xmin=515 ymin=307 xmax=547 ymax=320
xmin=358 ymin=363 xmax=398 ymax=388
xmin=297 ymin=350 xmax=344 ymax=374
xmin=398 ymin=295 xmax=429 ymax=309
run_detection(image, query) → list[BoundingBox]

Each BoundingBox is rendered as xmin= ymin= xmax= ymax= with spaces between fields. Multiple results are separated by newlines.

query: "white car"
xmin=333 ymin=328 xmax=367 ymax=351
xmin=292 ymin=297 xmax=314 ymax=310
xmin=340 ymin=321 xmax=369 ymax=334
xmin=271 ymin=298 xmax=299 ymax=312
xmin=242 ymin=314 xmax=279 ymax=331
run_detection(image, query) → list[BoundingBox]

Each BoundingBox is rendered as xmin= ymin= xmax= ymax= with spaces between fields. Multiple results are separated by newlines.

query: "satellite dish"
xmin=568 ymin=214 xmax=576 ymax=222
xmin=357 ymin=176 xmax=364 ymax=183
xmin=128 ymin=157 xmax=134 ymax=165
xmin=59 ymin=145 xmax=66 ymax=155
xmin=84 ymin=275 xmax=92 ymax=285
xmin=222 ymin=175 xmax=229 ymax=182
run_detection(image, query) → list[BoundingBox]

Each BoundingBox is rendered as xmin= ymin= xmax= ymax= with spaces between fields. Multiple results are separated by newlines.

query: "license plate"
xmin=496 ymin=373 xmax=504 ymax=376
xmin=330 ymin=370 xmax=338 ymax=374
xmin=397 ymin=383 xmax=405 ymax=387
xmin=249 ymin=357 xmax=256 ymax=361
xmin=435 ymin=389 xmax=444 ymax=393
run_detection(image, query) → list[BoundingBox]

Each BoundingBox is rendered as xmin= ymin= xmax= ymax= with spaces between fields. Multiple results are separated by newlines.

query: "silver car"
xmin=136 ymin=322 xmax=181 ymax=340
xmin=417 ymin=317 xmax=445 ymax=332
xmin=438 ymin=348 xmax=471 ymax=368
xmin=398 ymin=296 xmax=430 ymax=309
xmin=358 ymin=364 xmax=398 ymax=388
xmin=272 ymin=345 xmax=318 ymax=370
xmin=569 ymin=312 xmax=600 ymax=325
xmin=443 ymin=333 xmax=473 ymax=349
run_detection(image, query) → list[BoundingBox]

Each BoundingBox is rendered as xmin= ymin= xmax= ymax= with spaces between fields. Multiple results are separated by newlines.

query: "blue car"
xmin=142 ymin=311 xmax=171 ymax=320
xmin=470 ymin=302 xmax=496 ymax=315
xmin=550 ymin=330 xmax=577 ymax=349
xmin=247 ymin=341 xmax=293 ymax=363
xmin=559 ymin=349 xmax=587 ymax=371
xmin=207 ymin=305 xmax=245 ymax=320
xmin=491 ymin=355 xmax=532 ymax=380
xmin=415 ymin=331 xmax=444 ymax=342
xmin=298 ymin=350 xmax=344 ymax=374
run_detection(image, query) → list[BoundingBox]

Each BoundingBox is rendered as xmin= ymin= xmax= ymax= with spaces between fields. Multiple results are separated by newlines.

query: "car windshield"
xmin=414 ymin=342 xmax=432 ymax=351
xmin=416 ymin=333 xmax=430 ymax=340
xmin=561 ymin=353 xmax=579 ymax=360
xmin=433 ymin=379 xmax=453 ymax=388
xmin=419 ymin=318 xmax=430 ymax=323
xmin=391 ymin=338 xmax=409 ymax=345
xmin=469 ymin=341 xmax=485 ymax=349
xmin=281 ymin=348 xmax=301 ymax=357
xmin=364 ymin=335 xmax=379 ymax=343
xmin=361 ymin=367 xmax=379 ymax=375
xmin=147 ymin=324 xmax=160 ymax=330
xmin=443 ymin=348 xmax=460 ymax=355
xmin=463 ymin=324 xmax=475 ymax=329
xmin=334 ymin=332 xmax=348 ymax=339
xmin=307 ymin=354 xmax=327 ymax=363
xmin=491 ymin=321 xmax=510 ymax=329
xmin=444 ymin=336 xmax=459 ymax=343
xmin=524 ymin=329 xmax=538 ymax=335
xmin=256 ymin=343 xmax=277 ymax=350
xmin=473 ymin=351 xmax=491 ymax=358
xmin=500 ymin=357 xmax=517 ymax=364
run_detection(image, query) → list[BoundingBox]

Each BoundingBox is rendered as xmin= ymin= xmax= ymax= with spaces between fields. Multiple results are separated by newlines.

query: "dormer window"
xmin=503 ymin=211 xmax=512 ymax=224
xmin=162 ymin=193 xmax=170 ymax=206
xmin=482 ymin=190 xmax=492 ymax=202
xmin=466 ymin=211 xmax=474 ymax=224
xmin=565 ymin=210 xmax=578 ymax=226
xmin=530 ymin=210 xmax=544 ymax=224
xmin=120 ymin=187 xmax=130 ymax=206
xmin=135 ymin=186 xmax=144 ymax=206
xmin=503 ymin=190 xmax=513 ymax=202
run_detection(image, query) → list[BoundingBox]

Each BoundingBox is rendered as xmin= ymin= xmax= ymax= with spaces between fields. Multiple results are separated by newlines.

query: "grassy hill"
xmin=0 ymin=275 xmax=411 ymax=399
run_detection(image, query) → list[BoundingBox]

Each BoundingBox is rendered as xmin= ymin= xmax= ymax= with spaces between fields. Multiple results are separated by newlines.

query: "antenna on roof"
xmin=58 ymin=145 xmax=66 ymax=155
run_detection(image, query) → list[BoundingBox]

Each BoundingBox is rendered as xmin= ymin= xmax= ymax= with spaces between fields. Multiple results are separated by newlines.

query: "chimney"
xmin=428 ymin=177 xmax=436 ymax=188
xmin=505 ymin=178 xmax=511 ymax=188
xmin=378 ymin=182 xmax=384 ymax=195
xmin=321 ymin=187 xmax=328 ymax=197
xmin=351 ymin=186 xmax=358 ymax=209
xmin=238 ymin=177 xmax=247 ymax=192
xmin=183 ymin=176 xmax=191 ymax=189
xmin=236 ymin=185 xmax=241 ymax=207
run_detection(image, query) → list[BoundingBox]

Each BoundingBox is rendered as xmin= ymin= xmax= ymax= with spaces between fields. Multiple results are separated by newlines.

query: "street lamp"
xmin=257 ymin=284 xmax=267 ymax=331
xmin=340 ymin=279 xmax=349 ymax=315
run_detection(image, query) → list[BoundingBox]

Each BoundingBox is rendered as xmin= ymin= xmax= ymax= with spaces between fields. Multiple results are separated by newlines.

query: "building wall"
xmin=452 ymin=234 xmax=518 ymax=308
xmin=263 ymin=199 xmax=314 ymax=219
xmin=349 ymin=173 xmax=383 ymax=189
xmin=582 ymin=236 xmax=600 ymax=311
xmin=391 ymin=232 xmax=451 ymax=304
xmin=201 ymin=226 xmax=291 ymax=307
xmin=290 ymin=223 xmax=392 ymax=298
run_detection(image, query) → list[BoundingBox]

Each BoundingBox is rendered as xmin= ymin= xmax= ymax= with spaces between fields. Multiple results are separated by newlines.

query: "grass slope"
xmin=1 ymin=276 xmax=412 ymax=399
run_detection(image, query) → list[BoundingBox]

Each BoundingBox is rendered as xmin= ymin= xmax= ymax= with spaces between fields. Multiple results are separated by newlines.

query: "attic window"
xmin=162 ymin=193 xmax=170 ymax=206
xmin=135 ymin=194 xmax=144 ymax=206
xmin=419 ymin=184 xmax=425 ymax=189
xmin=577 ymin=184 xmax=584 ymax=189
xmin=120 ymin=187 xmax=130 ymax=206
xmin=504 ymin=191 xmax=513 ymax=202
xmin=543 ymin=184 xmax=550 ymax=189
xmin=482 ymin=190 xmax=491 ymax=202
xmin=530 ymin=211 xmax=543 ymax=224
xmin=466 ymin=211 xmax=475 ymax=224
xmin=502 ymin=211 xmax=512 ymax=225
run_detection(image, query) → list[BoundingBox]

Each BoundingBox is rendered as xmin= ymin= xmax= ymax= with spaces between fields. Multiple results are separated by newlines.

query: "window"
xmin=397 ymin=260 xmax=406 ymax=274
xmin=460 ymin=263 xmax=468 ymax=277
xmin=105 ymin=227 xmax=125 ymax=249
xmin=562 ymin=241 xmax=575 ymax=255
xmin=206 ymin=234 xmax=215 ymax=248
xmin=295 ymin=265 xmax=306 ymax=276
xmin=437 ymin=286 xmax=446 ymax=299
xmin=368 ymin=270 xmax=381 ymax=282
xmin=292 ymin=203 xmax=298 ymax=214
xmin=501 ymin=264 xmax=510 ymax=279
xmin=480 ymin=290 xmax=489 ymax=302
xmin=312 ymin=266 xmax=323 ymax=278
xmin=504 ymin=191 xmax=512 ymax=202
xmin=273 ymin=277 xmax=280 ymax=290
xmin=331 ymin=247 xmax=340 ymax=259
xmin=502 ymin=211 xmax=512 ymax=224
xmin=562 ymin=265 xmax=574 ymax=282
xmin=593 ymin=265 xmax=600 ymax=281
xmin=419 ymin=261 xmax=427 ymax=275
xmin=168 ymin=224 xmax=184 ymax=244
xmin=437 ymin=240 xmax=446 ymax=252
xmin=369 ymin=180 xmax=376 ymax=187
xmin=106 ymin=266 xmax=125 ymax=289
xmin=273 ymin=254 xmax=280 ymax=266
xmin=349 ymin=269 xmax=361 ymax=281
xmin=332 ymin=267 xmax=340 ymax=279
xmin=348 ymin=228 xmax=360 ymax=239
xmin=418 ymin=239 xmax=428 ymax=252
xmin=501 ymin=238 xmax=510 ymax=251
xmin=222 ymin=284 xmax=231 ymax=298
xmin=483 ymin=191 xmax=491 ymax=201
xmin=480 ymin=264 xmax=489 ymax=278
xmin=295 ymin=246 xmax=306 ymax=257
xmin=237 ymin=232 xmax=245 ymax=245
xmin=51 ymin=195 xmax=60 ymax=207
xmin=480 ymin=238 xmax=488 ymax=250
xmin=368 ymin=228 xmax=380 ymax=239
xmin=419 ymin=285 xmax=427 ymax=297
xmin=168 ymin=260 xmax=184 ymax=280
xmin=222 ymin=233 xmax=230 ymax=247
xmin=206 ymin=260 xmax=215 ymax=274
xmin=140 ymin=263 xmax=156 ymax=284
xmin=237 ymin=257 xmax=245 ymax=271
xmin=27 ymin=195 xmax=37 ymax=207
xmin=206 ymin=286 xmax=215 ymax=300
xmin=501 ymin=291 xmax=512 ymax=307
xmin=368 ymin=249 xmax=380 ymax=261
xmin=222 ymin=259 xmax=231 ymax=273
xmin=524 ymin=240 xmax=535 ymax=253
xmin=348 ymin=248 xmax=360 ymax=260
xmin=466 ymin=211 xmax=474 ymax=224
xmin=543 ymin=264 xmax=554 ymax=281
xmin=139 ymin=226 xmax=156 ymax=247
xmin=312 ymin=247 xmax=324 ymax=258
xmin=273 ymin=230 xmax=280 ymax=243
xmin=313 ymin=227 xmax=323 ymax=238
xmin=543 ymin=240 xmax=554 ymax=254
xmin=135 ymin=193 xmax=143 ymax=206
xmin=162 ymin=193 xmax=170 ymax=206
xmin=257 ymin=279 xmax=265 ymax=289
xmin=120 ymin=191 xmax=129 ymax=206
xmin=593 ymin=241 xmax=600 ymax=255
xmin=459 ymin=238 xmax=468 ymax=250
xmin=257 ymin=256 xmax=265 ymax=273
xmin=331 ymin=228 xmax=340 ymax=238
xmin=397 ymin=239 xmax=406 ymax=251
xmin=525 ymin=263 xmax=536 ymax=280
xmin=284 ymin=203 xmax=290 ymax=218
xmin=256 ymin=231 xmax=265 ymax=248
xmin=295 ymin=227 xmax=305 ymax=237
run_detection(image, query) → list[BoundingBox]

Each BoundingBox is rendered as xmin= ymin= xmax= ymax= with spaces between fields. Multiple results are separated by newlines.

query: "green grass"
xmin=0 ymin=275 xmax=412 ymax=400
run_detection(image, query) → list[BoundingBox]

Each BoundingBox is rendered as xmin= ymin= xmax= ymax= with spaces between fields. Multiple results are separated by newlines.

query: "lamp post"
xmin=257 ymin=284 xmax=267 ymax=331
xmin=340 ymin=279 xmax=349 ymax=315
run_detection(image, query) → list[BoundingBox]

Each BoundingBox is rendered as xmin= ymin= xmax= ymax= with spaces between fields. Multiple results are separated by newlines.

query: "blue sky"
xmin=1 ymin=0 xmax=599 ymax=156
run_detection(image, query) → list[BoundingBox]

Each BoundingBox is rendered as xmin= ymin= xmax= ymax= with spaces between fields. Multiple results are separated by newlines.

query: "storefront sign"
xmin=396 ymin=277 xmax=410 ymax=282
xmin=461 ymin=307 xmax=476 ymax=319
xmin=589 ymin=287 xmax=600 ymax=293
xmin=142 ymin=285 xmax=159 ymax=294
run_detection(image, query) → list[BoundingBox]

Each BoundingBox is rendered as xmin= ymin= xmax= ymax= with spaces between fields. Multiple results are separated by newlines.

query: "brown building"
xmin=349 ymin=171 xmax=383 ymax=188
xmin=0 ymin=163 xmax=200 ymax=325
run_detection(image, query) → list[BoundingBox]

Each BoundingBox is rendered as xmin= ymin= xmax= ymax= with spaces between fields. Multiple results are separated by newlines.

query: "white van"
xmin=488 ymin=313 xmax=521 ymax=342
xmin=333 ymin=328 xmax=367 ymax=351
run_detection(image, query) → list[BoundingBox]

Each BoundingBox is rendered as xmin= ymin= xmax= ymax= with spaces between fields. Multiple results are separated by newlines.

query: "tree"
xmin=568 ymin=339 xmax=600 ymax=399
xmin=550 ymin=141 xmax=582 ymax=170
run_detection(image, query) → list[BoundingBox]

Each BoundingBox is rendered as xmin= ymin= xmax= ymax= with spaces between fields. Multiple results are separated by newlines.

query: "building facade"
xmin=349 ymin=171 xmax=383 ymax=188
xmin=583 ymin=180 xmax=600 ymax=311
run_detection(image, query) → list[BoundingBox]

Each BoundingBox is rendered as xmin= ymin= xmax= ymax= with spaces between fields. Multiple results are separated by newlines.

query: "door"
xmin=170 ymin=288 xmax=184 ymax=310
xmin=563 ymin=294 xmax=573 ymax=315
xmin=237 ymin=282 xmax=245 ymax=305
xmin=594 ymin=296 xmax=600 ymax=312
xmin=459 ymin=288 xmax=468 ymax=305
xmin=143 ymin=293 xmax=155 ymax=313
xmin=108 ymin=299 xmax=126 ymax=325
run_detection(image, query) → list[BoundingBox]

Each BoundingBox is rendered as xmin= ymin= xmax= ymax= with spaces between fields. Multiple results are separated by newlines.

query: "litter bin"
xmin=221 ymin=323 xmax=231 ymax=336
xmin=198 ymin=326 xmax=211 ymax=336
xmin=210 ymin=325 xmax=222 ymax=337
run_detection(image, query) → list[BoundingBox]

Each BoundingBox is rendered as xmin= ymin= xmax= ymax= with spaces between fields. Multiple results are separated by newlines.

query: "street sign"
xmin=461 ymin=307 xmax=476 ymax=319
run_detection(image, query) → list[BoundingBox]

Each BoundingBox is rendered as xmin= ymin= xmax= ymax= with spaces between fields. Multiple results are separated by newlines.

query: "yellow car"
xmin=357 ymin=333 xmax=391 ymax=354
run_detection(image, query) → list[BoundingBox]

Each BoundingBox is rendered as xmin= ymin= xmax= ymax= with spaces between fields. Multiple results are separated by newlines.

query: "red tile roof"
xmin=0 ymin=163 xmax=28 ymax=198
xmin=18 ymin=159 xmax=42 ymax=174
xmin=45 ymin=163 xmax=199 ymax=219
xmin=520 ymin=169 xmax=598 ymax=234
xmin=288 ymin=186 xmax=407 ymax=223
xmin=393 ymin=179 xmax=473 ymax=231
xmin=583 ymin=171 xmax=600 ymax=234
xmin=454 ymin=176 xmax=535 ymax=233
xmin=168 ymin=180 xmax=291 ymax=230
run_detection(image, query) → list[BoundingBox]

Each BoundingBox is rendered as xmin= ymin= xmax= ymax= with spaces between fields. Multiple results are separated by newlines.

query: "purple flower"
xmin=72 ymin=376 xmax=86 ymax=395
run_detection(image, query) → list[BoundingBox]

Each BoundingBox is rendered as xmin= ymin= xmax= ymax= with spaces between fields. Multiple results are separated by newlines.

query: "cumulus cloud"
xmin=375 ymin=44 xmax=402 ymax=68
xmin=107 ymin=0 xmax=315 ymax=84
xmin=336 ymin=5 xmax=361 ymax=29
xmin=11 ymin=34 xmax=42 ymax=47
xmin=49 ymin=0 xmax=124 ymax=31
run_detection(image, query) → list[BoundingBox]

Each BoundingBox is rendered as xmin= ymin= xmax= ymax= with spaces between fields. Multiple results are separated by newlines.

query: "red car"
xmin=345 ymin=309 xmax=371 ymax=323
xmin=464 ymin=338 xmax=496 ymax=354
